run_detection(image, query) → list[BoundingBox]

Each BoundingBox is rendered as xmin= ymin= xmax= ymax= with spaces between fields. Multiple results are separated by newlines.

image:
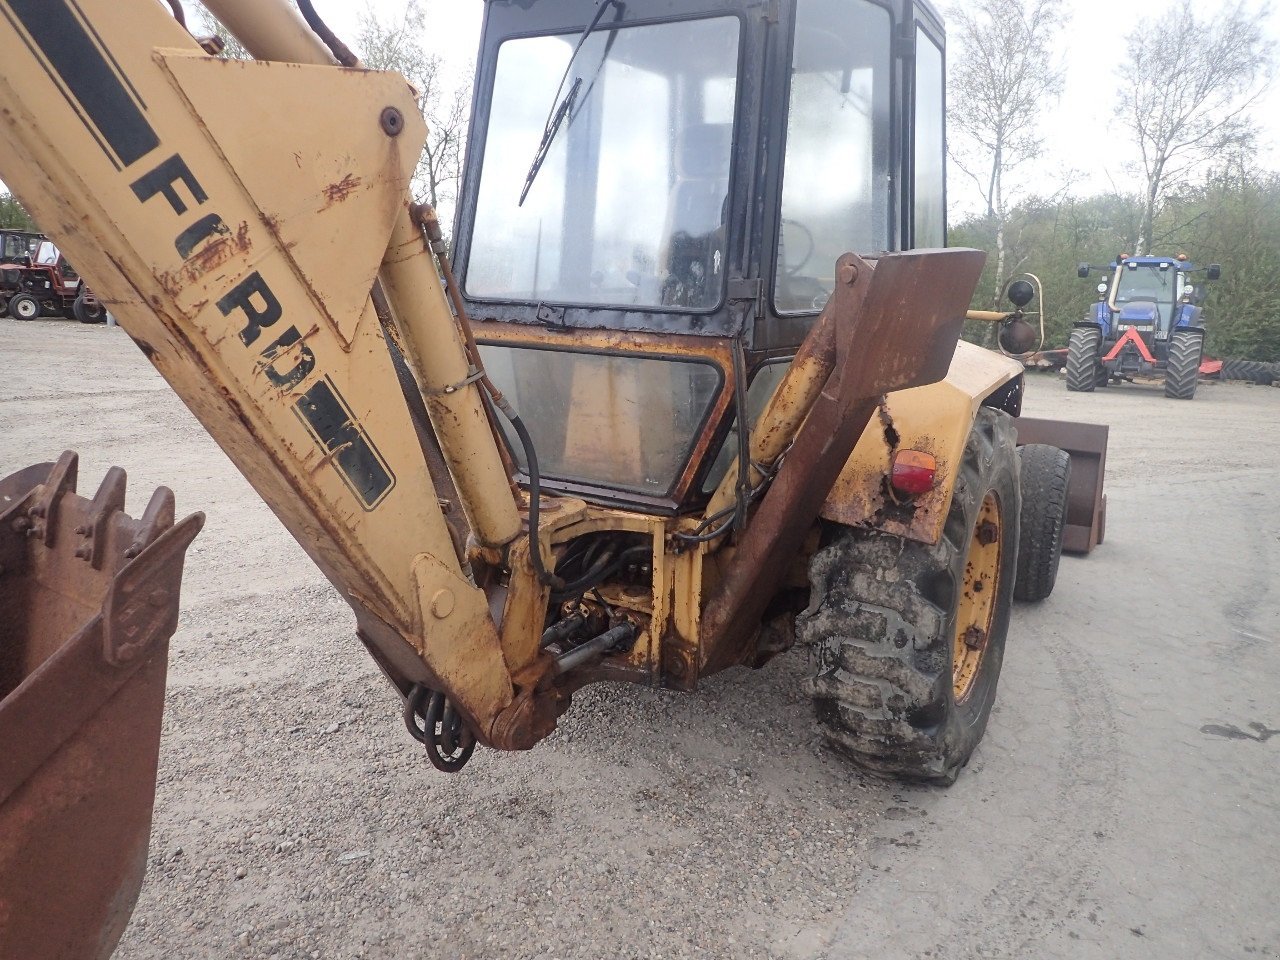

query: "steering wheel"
xmin=780 ymin=218 xmax=815 ymax=276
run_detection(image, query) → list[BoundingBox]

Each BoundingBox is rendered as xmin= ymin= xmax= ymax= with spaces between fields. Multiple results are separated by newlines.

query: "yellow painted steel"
xmin=821 ymin=341 xmax=1023 ymax=546
xmin=952 ymin=492 xmax=1003 ymax=702
xmin=199 ymin=0 xmax=333 ymax=64
xmin=0 ymin=0 xmax=517 ymax=732
xmin=204 ymin=0 xmax=522 ymax=550
xmin=705 ymin=320 xmax=834 ymax=521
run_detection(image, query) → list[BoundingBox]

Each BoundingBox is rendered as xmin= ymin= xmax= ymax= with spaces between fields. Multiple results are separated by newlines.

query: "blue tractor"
xmin=1067 ymin=254 xmax=1221 ymax=399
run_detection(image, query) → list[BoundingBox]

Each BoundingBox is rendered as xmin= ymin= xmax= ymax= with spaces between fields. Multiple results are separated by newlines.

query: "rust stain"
xmin=321 ymin=174 xmax=362 ymax=210
xmin=156 ymin=221 xmax=252 ymax=298
xmin=0 ymin=457 xmax=201 ymax=959
xmin=876 ymin=397 xmax=900 ymax=451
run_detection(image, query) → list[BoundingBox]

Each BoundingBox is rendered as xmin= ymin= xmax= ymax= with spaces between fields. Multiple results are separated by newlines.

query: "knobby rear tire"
xmin=1066 ymin=327 xmax=1102 ymax=392
xmin=799 ymin=407 xmax=1020 ymax=785
xmin=1220 ymin=358 xmax=1275 ymax=386
xmin=1164 ymin=331 xmax=1202 ymax=399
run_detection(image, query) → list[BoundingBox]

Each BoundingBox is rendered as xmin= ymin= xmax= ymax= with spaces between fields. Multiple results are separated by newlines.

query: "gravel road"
xmin=3 ymin=318 xmax=1278 ymax=960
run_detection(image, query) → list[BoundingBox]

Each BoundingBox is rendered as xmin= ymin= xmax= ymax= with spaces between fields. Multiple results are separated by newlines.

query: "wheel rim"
xmin=15 ymin=299 xmax=36 ymax=319
xmin=953 ymin=491 xmax=1003 ymax=703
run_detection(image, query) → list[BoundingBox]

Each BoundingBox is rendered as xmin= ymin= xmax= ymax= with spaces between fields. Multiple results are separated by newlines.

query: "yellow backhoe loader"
xmin=0 ymin=0 xmax=1105 ymax=955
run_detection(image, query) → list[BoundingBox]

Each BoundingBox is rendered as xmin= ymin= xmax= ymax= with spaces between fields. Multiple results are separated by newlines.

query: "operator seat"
xmin=660 ymin=122 xmax=731 ymax=308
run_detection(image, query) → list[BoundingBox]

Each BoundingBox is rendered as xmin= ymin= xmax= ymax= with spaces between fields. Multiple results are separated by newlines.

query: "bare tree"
xmin=948 ymin=0 xmax=1066 ymax=308
xmin=1116 ymin=0 xmax=1274 ymax=254
xmin=356 ymin=1 xmax=472 ymax=223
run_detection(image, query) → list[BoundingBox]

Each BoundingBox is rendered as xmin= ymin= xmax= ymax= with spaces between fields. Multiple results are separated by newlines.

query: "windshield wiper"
xmin=519 ymin=77 xmax=582 ymax=207
xmin=517 ymin=0 xmax=622 ymax=207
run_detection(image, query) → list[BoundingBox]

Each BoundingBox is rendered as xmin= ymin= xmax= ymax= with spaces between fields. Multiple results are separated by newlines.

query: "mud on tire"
xmin=798 ymin=407 xmax=1020 ymax=784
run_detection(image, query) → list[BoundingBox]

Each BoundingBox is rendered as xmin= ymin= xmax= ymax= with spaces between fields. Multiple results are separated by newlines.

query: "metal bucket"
xmin=0 ymin=452 xmax=202 ymax=960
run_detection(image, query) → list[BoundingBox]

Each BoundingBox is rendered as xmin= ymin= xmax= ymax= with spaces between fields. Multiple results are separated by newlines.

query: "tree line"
xmin=949 ymin=0 xmax=1278 ymax=361
xmin=952 ymin=168 xmax=1280 ymax=361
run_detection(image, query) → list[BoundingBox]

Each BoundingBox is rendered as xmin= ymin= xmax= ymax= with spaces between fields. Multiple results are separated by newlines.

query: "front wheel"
xmin=1164 ymin=331 xmax=1202 ymax=400
xmin=800 ymin=407 xmax=1020 ymax=784
xmin=7 ymin=293 xmax=41 ymax=321
xmin=1065 ymin=327 xmax=1103 ymax=392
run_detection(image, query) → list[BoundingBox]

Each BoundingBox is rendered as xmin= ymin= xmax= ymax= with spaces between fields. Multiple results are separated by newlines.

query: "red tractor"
xmin=2 ymin=238 xmax=105 ymax=323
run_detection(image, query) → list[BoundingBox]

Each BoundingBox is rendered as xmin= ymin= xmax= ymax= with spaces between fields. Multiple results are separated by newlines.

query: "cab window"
xmin=774 ymin=0 xmax=892 ymax=314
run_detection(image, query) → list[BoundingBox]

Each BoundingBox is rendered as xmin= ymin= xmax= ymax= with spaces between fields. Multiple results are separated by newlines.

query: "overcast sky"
xmin=5 ymin=0 xmax=1279 ymax=222
xmin=208 ymin=0 xmax=1280 ymax=218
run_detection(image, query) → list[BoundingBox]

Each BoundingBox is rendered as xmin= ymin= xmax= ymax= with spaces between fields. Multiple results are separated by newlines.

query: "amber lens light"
xmin=890 ymin=450 xmax=937 ymax=496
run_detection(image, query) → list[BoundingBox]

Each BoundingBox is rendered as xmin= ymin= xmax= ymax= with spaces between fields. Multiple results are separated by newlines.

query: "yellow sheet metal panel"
xmin=820 ymin=342 xmax=1023 ymax=545
xmin=0 ymin=0 xmax=517 ymax=726
xmin=205 ymin=0 xmax=524 ymax=549
xmin=159 ymin=53 xmax=409 ymax=347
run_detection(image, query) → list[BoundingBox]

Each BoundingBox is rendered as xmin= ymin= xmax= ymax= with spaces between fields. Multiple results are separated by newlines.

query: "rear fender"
xmin=1085 ymin=302 xmax=1112 ymax=337
xmin=1175 ymin=303 xmax=1204 ymax=329
xmin=820 ymin=341 xmax=1024 ymax=547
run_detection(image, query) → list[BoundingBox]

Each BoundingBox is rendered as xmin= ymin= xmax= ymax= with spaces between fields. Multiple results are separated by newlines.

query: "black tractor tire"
xmin=1164 ymin=331 xmax=1203 ymax=399
xmin=1065 ymin=327 xmax=1102 ymax=392
xmin=1014 ymin=444 xmax=1071 ymax=602
xmin=799 ymin=407 xmax=1020 ymax=785
xmin=73 ymin=293 xmax=106 ymax=324
xmin=1220 ymin=358 xmax=1276 ymax=386
xmin=7 ymin=293 xmax=40 ymax=321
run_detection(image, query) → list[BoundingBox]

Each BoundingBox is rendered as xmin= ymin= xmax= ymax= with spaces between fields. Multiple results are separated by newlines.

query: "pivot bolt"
xmin=380 ymin=106 xmax=405 ymax=137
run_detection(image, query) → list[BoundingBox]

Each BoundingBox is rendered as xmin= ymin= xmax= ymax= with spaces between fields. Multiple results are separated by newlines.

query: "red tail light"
xmin=890 ymin=450 xmax=937 ymax=496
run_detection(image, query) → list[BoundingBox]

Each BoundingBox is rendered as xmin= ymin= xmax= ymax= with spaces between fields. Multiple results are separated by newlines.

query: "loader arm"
xmin=0 ymin=0 xmax=528 ymax=740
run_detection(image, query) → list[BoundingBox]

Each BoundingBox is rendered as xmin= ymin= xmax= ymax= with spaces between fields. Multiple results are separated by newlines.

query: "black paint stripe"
xmin=68 ymin=0 xmax=147 ymax=111
xmin=3 ymin=0 xmax=158 ymax=168
xmin=294 ymin=377 xmax=396 ymax=511
xmin=0 ymin=2 xmax=119 ymax=170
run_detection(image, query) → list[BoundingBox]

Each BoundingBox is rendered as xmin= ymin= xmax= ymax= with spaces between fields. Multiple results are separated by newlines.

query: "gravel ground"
xmin=3 ymin=318 xmax=1279 ymax=959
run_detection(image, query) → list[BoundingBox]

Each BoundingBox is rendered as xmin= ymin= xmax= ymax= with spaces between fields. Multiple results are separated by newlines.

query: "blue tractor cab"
xmin=1067 ymin=254 xmax=1221 ymax=399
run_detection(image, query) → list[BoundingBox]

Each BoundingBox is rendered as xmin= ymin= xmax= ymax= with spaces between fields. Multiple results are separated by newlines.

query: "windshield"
xmin=478 ymin=344 xmax=723 ymax=497
xmin=1 ymin=235 xmax=29 ymax=260
xmin=465 ymin=16 xmax=742 ymax=311
xmin=1114 ymin=263 xmax=1176 ymax=305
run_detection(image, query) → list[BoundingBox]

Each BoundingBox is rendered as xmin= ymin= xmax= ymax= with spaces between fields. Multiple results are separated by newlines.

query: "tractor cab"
xmin=455 ymin=0 xmax=947 ymax=509
xmin=1083 ymin=254 xmax=1220 ymax=342
xmin=0 ymin=229 xmax=39 ymax=265
xmin=1110 ymin=256 xmax=1194 ymax=336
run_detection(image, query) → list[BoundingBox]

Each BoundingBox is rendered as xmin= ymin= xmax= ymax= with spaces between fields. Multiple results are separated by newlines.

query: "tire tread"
xmin=1066 ymin=328 xmax=1101 ymax=392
